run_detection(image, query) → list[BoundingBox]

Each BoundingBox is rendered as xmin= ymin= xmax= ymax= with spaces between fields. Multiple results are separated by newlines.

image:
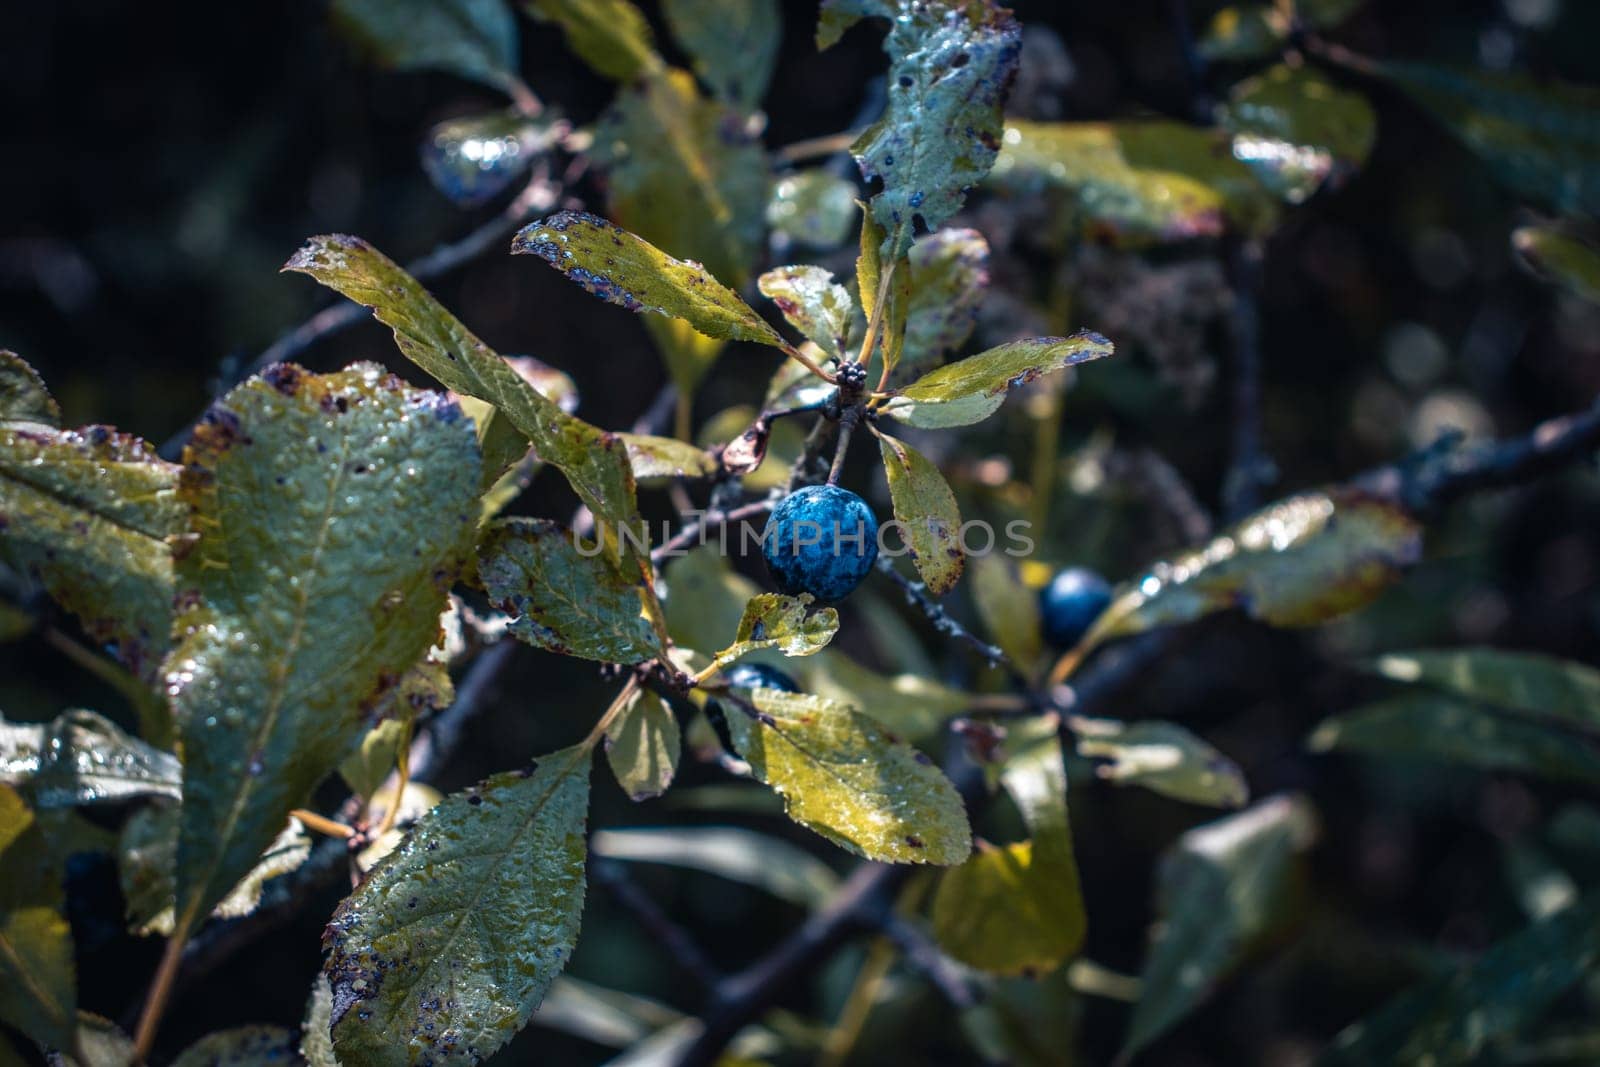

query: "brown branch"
xmin=593 ymin=859 xmax=723 ymax=991
xmin=1222 ymin=238 xmax=1275 ymax=520
xmin=873 ymin=556 xmax=1010 ymax=670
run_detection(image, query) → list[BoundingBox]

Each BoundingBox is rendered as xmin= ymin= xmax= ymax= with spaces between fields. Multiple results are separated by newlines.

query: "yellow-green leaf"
xmin=302 ymin=976 xmax=337 ymax=1067
xmin=0 ymin=783 xmax=76 ymax=1052
xmin=523 ymin=0 xmax=661 ymax=82
xmin=897 ymin=228 xmax=990 ymax=382
xmin=878 ymin=431 xmax=963 ymax=594
xmin=325 ymin=746 xmax=592 ymax=1066
xmin=0 ymin=351 xmax=60 ymax=427
xmin=728 ymin=689 xmax=970 ymax=864
xmin=800 ymin=650 xmax=971 ymax=740
xmin=1368 ymin=646 xmax=1600 ymax=723
xmin=617 ymin=434 xmax=718 ymax=482
xmin=969 ymin=554 xmax=1042 ymax=668
xmin=170 ymin=1026 xmax=301 ymax=1067
xmin=709 ymin=593 xmax=839 ymax=671
xmin=662 ymin=545 xmax=763 ymax=658
xmin=332 ymin=0 xmax=519 ymax=91
xmin=1219 ymin=64 xmax=1377 ymax=204
xmin=758 ymin=265 xmax=853 ymax=362
xmin=882 ymin=332 xmax=1114 ymax=428
xmin=661 ymin=0 xmax=780 ymax=111
xmin=168 ymin=363 xmax=479 ymax=929
xmin=604 ymin=689 xmax=681 ymax=801
xmin=1075 ymin=718 xmax=1248 ymax=808
xmin=0 ymin=709 xmax=180 ymax=809
xmin=1513 ymin=224 xmax=1600 ymax=304
xmin=768 ymin=171 xmax=859 ymax=251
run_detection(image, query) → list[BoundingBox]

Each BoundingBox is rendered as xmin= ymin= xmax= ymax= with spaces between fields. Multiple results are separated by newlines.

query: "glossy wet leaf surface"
xmin=878 ymin=432 xmax=964 ymax=595
xmin=969 ymin=554 xmax=1042 ymax=669
xmin=332 ymin=0 xmax=519 ymax=91
xmin=514 ymin=211 xmax=781 ymax=348
xmin=285 ymin=235 xmax=642 ymax=558
xmin=478 ymin=518 xmax=660 ymax=665
xmin=727 ymin=688 xmax=970 ymax=864
xmin=167 ymin=363 xmax=478 ymax=928
xmin=592 ymin=826 xmax=840 ymax=908
xmin=523 ymin=0 xmax=661 ymax=82
xmin=710 ymin=593 xmax=839 ymax=669
xmin=662 ymin=0 xmax=780 ymax=112
xmin=604 ymin=689 xmax=680 ymax=801
xmin=1512 ymin=224 xmax=1600 ymax=303
xmin=0 ymin=784 xmax=76 ymax=1052
xmin=1123 ymin=795 xmax=1316 ymax=1059
xmin=1075 ymin=718 xmax=1248 ymax=808
xmin=882 ymin=331 xmax=1114 ymax=428
xmin=324 ymin=746 xmax=591 ymax=1066
xmin=0 ymin=413 xmax=180 ymax=679
xmin=0 ymin=351 xmax=60 ymax=427
xmin=616 ymin=434 xmax=717 ymax=482
xmin=758 ymin=265 xmax=853 ymax=362
xmin=1219 ymin=64 xmax=1376 ymax=204
xmin=0 ymin=709 xmax=179 ymax=809
xmin=932 ymin=726 xmax=1085 ymax=975
xmin=170 ymin=1025 xmax=301 ymax=1067
xmin=421 ymin=111 xmax=559 ymax=207
xmin=767 ymin=171 xmax=860 ymax=251
xmin=897 ymin=228 xmax=990 ymax=381
xmin=1324 ymin=896 xmax=1600 ymax=1066
xmin=828 ymin=0 xmax=1021 ymax=255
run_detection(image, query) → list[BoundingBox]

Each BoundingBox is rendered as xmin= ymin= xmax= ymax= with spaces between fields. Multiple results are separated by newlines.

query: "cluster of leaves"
xmin=4 ymin=0 xmax=1600 ymax=1064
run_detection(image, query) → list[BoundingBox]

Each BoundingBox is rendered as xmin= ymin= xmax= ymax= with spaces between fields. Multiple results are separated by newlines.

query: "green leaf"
xmin=709 ymin=593 xmax=840 ymax=670
xmin=514 ymin=211 xmax=781 ymax=348
xmin=170 ymin=1026 xmax=301 ymax=1067
xmin=1074 ymin=718 xmax=1248 ymax=808
xmin=644 ymin=316 xmax=728 ymax=406
xmin=898 ymin=228 xmax=990 ymax=381
xmin=727 ymin=689 xmax=970 ymax=864
xmin=617 ymin=434 xmax=718 ymax=482
xmin=1123 ymin=795 xmax=1316 ymax=1060
xmin=767 ymin=172 xmax=860 ymax=251
xmin=1324 ymin=897 xmax=1600 ymax=1066
xmin=661 ymin=0 xmax=780 ymax=111
xmin=478 ymin=517 xmax=661 ymax=665
xmin=0 ymin=709 xmax=180 ymax=809
xmin=302 ymin=976 xmax=337 ymax=1067
xmin=332 ymin=0 xmax=519 ymax=91
xmin=284 ymin=236 xmax=643 ymax=562
xmin=1218 ymin=64 xmax=1377 ymax=204
xmin=1198 ymin=6 xmax=1288 ymax=62
xmin=757 ymin=265 xmax=853 ymax=361
xmin=56 ymin=1013 xmax=136 ymax=1067
xmin=1374 ymin=62 xmax=1600 ymax=216
xmin=591 ymin=826 xmax=840 ymax=908
xmin=801 ymin=650 xmax=971 ymax=740
xmin=0 ymin=784 xmax=76 ymax=1052
xmin=990 ymin=120 xmax=1278 ymax=244
xmin=523 ymin=0 xmax=661 ymax=82
xmin=595 ymin=68 xmax=769 ymax=288
xmin=1085 ymin=490 xmax=1422 ymax=657
xmin=167 ymin=363 xmax=479 ymax=929
xmin=0 ymin=351 xmax=60 ymax=427
xmin=120 ymin=804 xmax=312 ymax=937
xmin=339 ymin=719 xmax=412 ymax=802
xmin=932 ymin=726 xmax=1085 ymax=975
xmin=1367 ymin=647 xmax=1600 ymax=723
xmin=0 ymin=418 xmax=180 ymax=679
xmin=882 ymin=332 xmax=1114 ymax=428
xmin=969 ymin=554 xmax=1042 ymax=668
xmin=325 ymin=746 xmax=591 ymax=1066
xmin=834 ymin=0 xmax=1021 ymax=255
xmin=1513 ymin=224 xmax=1600 ymax=304
xmin=421 ymin=110 xmax=560 ymax=208
xmin=604 ymin=689 xmax=681 ymax=801
xmin=661 ymin=545 xmax=763 ymax=658
xmin=878 ymin=431 xmax=964 ymax=594
xmin=531 ymin=977 xmax=687 ymax=1050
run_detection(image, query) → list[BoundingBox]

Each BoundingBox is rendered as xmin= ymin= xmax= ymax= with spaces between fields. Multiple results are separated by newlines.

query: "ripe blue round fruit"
xmin=723 ymin=661 xmax=800 ymax=693
xmin=762 ymin=485 xmax=879 ymax=602
xmin=1039 ymin=566 xmax=1113 ymax=650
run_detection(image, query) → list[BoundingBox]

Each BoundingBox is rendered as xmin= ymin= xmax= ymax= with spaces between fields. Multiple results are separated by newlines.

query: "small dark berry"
xmin=1039 ymin=566 xmax=1113 ymax=650
xmin=762 ymin=485 xmax=879 ymax=602
xmin=723 ymin=661 xmax=800 ymax=693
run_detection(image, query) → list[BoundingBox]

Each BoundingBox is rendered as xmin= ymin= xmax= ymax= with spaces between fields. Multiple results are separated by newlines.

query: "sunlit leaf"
xmin=882 ymin=332 xmax=1114 ymax=428
xmin=767 ymin=172 xmax=860 ymax=251
xmin=662 ymin=0 xmax=780 ymax=111
xmin=592 ymin=826 xmax=840 ymax=908
xmin=758 ymin=265 xmax=853 ymax=362
xmin=644 ymin=316 xmax=728 ymax=406
xmin=421 ymin=111 xmax=561 ymax=207
xmin=0 ymin=709 xmax=180 ymax=809
xmin=604 ymin=689 xmax=681 ymax=801
xmin=1219 ymin=64 xmax=1376 ymax=204
xmin=339 ymin=719 xmax=412 ymax=802
xmin=167 ymin=363 xmax=479 ymax=930
xmin=325 ymin=746 xmax=591 ymax=1066
xmin=800 ymin=650 xmax=970 ymax=740
xmin=523 ymin=0 xmax=661 ymax=82
xmin=55 ymin=1013 xmax=135 ymax=1067
xmin=596 ymin=69 xmax=769 ymax=288
xmin=1198 ymin=6 xmax=1288 ymax=62
xmin=478 ymin=517 xmax=660 ymax=664
xmin=898 ymin=228 xmax=990 ymax=381
xmin=617 ymin=434 xmax=718 ymax=482
xmin=709 ymin=593 xmax=839 ymax=669
xmin=0 ymin=784 xmax=75 ymax=1052
xmin=826 ymin=0 xmax=1021 ymax=255
xmin=302 ymin=976 xmax=337 ymax=1067
xmin=969 ymin=554 xmax=1042 ymax=668
xmin=990 ymin=120 xmax=1279 ymax=244
xmin=1513 ymin=224 xmax=1600 ymax=304
xmin=1075 ymin=718 xmax=1249 ymax=808
xmin=878 ymin=431 xmax=964 ymax=594
xmin=120 ymin=804 xmax=312 ymax=937
xmin=0 ymin=351 xmax=60 ymax=427
xmin=0 ymin=412 xmax=180 ymax=679
xmin=332 ymin=0 xmax=519 ymax=91
xmin=170 ymin=1026 xmax=301 ymax=1067
xmin=662 ymin=545 xmax=763 ymax=658
xmin=1368 ymin=647 xmax=1600 ymax=723
xmin=284 ymin=236 xmax=642 ymax=559
xmin=932 ymin=725 xmax=1086 ymax=975
xmin=1375 ymin=61 xmax=1600 ymax=216
xmin=727 ymin=688 xmax=970 ymax=864
xmin=1123 ymin=795 xmax=1316 ymax=1059
xmin=1325 ymin=897 xmax=1600 ymax=1066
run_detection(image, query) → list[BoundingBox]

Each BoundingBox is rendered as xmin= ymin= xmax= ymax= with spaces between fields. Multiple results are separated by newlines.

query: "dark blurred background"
xmin=4 ymin=1 xmax=1600 ymax=1063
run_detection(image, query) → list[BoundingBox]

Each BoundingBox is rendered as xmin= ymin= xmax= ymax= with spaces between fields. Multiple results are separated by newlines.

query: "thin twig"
xmin=593 ymin=859 xmax=723 ymax=990
xmin=874 ymin=556 xmax=1009 ymax=670
xmin=1222 ymin=238 xmax=1274 ymax=520
xmin=650 ymin=497 xmax=779 ymax=564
